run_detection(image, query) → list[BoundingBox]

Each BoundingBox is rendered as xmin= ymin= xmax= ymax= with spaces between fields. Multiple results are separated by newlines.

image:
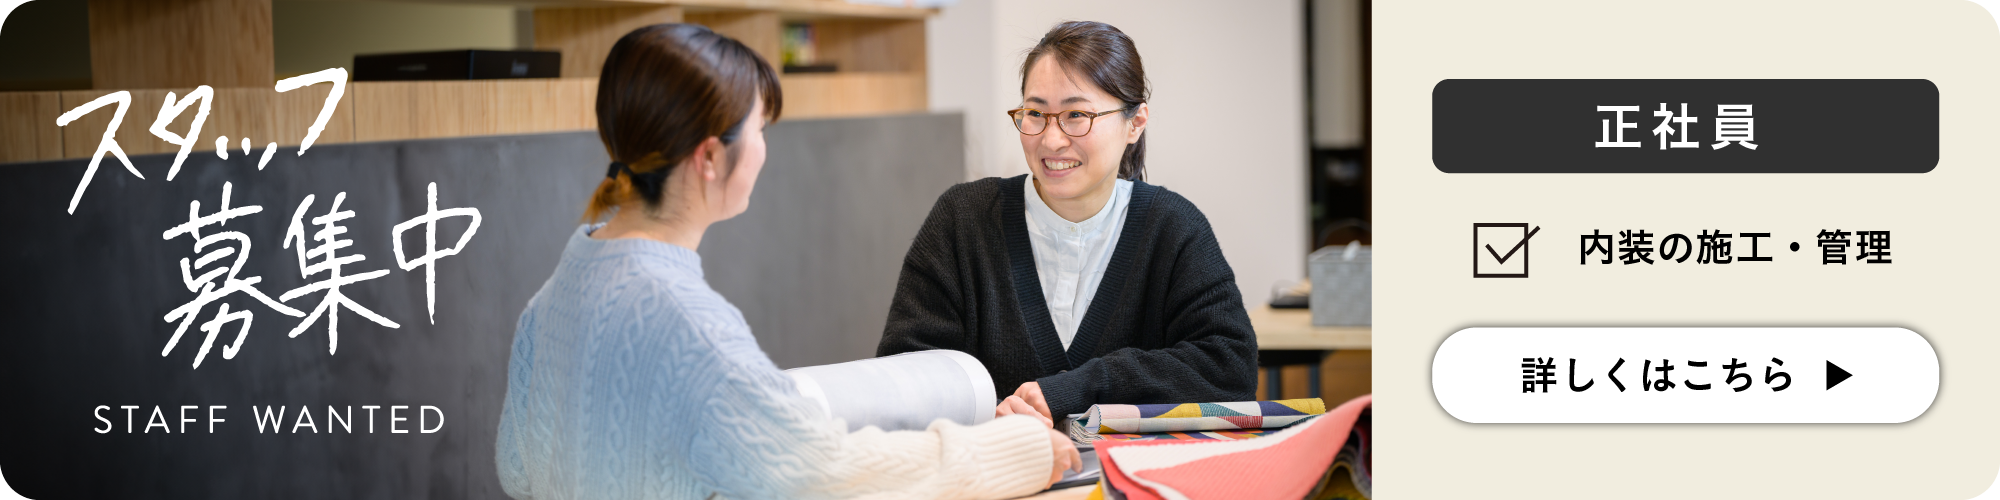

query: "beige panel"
xmin=1373 ymin=1 xmax=2000 ymax=497
xmin=88 ymin=0 xmax=275 ymax=89
xmin=533 ymin=6 xmax=684 ymax=79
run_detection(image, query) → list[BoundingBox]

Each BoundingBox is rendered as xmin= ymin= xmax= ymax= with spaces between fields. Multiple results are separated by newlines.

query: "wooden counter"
xmin=1249 ymin=305 xmax=1372 ymax=350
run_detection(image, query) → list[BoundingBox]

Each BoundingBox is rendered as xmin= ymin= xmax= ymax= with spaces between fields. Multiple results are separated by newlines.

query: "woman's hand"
xmin=1044 ymin=428 xmax=1081 ymax=488
xmin=996 ymin=395 xmax=1053 ymax=427
xmin=1012 ymin=382 xmax=1054 ymax=422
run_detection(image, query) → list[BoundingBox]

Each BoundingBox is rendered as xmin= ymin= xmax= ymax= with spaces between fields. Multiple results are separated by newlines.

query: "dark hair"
xmin=584 ymin=23 xmax=783 ymax=223
xmin=1020 ymin=21 xmax=1150 ymax=182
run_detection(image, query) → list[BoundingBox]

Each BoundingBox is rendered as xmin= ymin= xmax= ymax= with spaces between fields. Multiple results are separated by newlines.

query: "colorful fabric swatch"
xmin=1096 ymin=395 xmax=1372 ymax=500
xmin=1095 ymin=428 xmax=1275 ymax=443
xmin=1307 ymin=409 xmax=1372 ymax=500
xmin=1068 ymin=398 xmax=1325 ymax=444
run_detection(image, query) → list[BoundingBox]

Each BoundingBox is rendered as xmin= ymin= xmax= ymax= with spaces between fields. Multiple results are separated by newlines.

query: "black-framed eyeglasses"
xmin=1006 ymin=106 xmax=1130 ymax=137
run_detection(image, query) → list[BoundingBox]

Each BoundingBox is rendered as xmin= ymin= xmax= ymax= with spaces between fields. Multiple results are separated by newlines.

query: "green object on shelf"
xmin=781 ymin=23 xmax=816 ymax=67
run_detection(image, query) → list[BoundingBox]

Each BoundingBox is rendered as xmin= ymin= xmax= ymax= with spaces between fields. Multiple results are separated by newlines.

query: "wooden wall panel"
xmin=180 ymin=87 xmax=275 ymax=158
xmin=815 ymin=19 xmax=925 ymax=73
xmin=351 ymin=81 xmax=416 ymax=143
xmin=423 ymin=81 xmax=502 ymax=139
xmin=354 ymin=79 xmax=595 ymax=143
xmin=273 ymin=80 xmax=355 ymax=148
xmin=42 ymin=83 xmax=352 ymax=166
xmin=670 ymin=0 xmax=932 ymax=19
xmin=58 ymin=89 xmax=172 ymax=159
xmin=87 ymin=0 xmax=275 ymax=89
xmin=684 ymin=10 xmax=782 ymax=67
xmin=779 ymin=71 xmax=925 ymax=119
xmin=3 ymin=1 xmax=935 ymax=165
xmin=554 ymin=78 xmax=599 ymax=132
xmin=0 ymin=93 xmax=66 ymax=163
xmin=495 ymin=78 xmax=597 ymax=135
xmin=534 ymin=6 xmax=684 ymax=79
xmin=353 ymin=81 xmax=500 ymax=142
xmin=495 ymin=80 xmax=554 ymax=136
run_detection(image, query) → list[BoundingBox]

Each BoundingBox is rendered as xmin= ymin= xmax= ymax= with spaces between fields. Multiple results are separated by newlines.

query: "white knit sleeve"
xmin=678 ymin=324 xmax=1053 ymax=500
xmin=829 ymin=415 xmax=1055 ymax=500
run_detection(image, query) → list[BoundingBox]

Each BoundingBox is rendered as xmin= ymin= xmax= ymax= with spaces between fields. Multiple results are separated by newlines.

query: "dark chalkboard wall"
xmin=0 ymin=113 xmax=964 ymax=499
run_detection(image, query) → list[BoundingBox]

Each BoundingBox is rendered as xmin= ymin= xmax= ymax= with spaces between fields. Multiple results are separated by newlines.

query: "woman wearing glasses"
xmin=878 ymin=21 xmax=1257 ymax=424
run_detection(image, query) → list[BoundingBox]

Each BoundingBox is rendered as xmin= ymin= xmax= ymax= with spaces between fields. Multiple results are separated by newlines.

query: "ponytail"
xmin=582 ymin=23 xmax=782 ymax=223
xmin=1120 ymin=122 xmax=1146 ymax=182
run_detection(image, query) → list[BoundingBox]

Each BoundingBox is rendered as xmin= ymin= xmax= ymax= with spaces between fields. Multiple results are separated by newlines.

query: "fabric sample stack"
xmin=1067 ymin=398 xmax=1327 ymax=444
xmin=1091 ymin=395 xmax=1373 ymax=500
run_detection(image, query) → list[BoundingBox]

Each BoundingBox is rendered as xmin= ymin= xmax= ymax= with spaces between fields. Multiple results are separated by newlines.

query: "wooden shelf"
xmin=0 ymin=70 xmax=927 ymax=163
xmin=532 ymin=0 xmax=929 ymax=111
xmin=0 ymin=83 xmax=355 ymax=164
xmin=672 ymin=0 xmax=936 ymax=19
xmin=350 ymin=79 xmax=598 ymax=143
xmin=367 ymin=0 xmax=934 ymax=19
xmin=0 ymin=0 xmax=936 ymax=164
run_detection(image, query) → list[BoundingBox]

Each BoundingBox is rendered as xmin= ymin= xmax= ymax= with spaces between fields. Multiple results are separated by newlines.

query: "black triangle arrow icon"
xmin=1826 ymin=361 xmax=1852 ymax=390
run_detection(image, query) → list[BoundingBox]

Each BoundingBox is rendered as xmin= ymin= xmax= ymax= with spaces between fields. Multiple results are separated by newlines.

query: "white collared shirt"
xmin=1023 ymin=177 xmax=1134 ymax=350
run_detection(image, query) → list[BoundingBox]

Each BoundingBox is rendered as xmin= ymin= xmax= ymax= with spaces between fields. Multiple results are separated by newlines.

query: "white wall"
xmin=929 ymin=0 xmax=1309 ymax=307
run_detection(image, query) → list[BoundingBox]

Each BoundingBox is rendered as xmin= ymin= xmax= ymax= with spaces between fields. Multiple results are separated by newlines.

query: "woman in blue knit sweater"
xmin=495 ymin=24 xmax=1076 ymax=500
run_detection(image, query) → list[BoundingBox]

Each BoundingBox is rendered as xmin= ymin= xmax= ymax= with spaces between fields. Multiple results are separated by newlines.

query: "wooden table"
xmin=1248 ymin=305 xmax=1371 ymax=350
xmin=1248 ymin=306 xmax=1370 ymax=399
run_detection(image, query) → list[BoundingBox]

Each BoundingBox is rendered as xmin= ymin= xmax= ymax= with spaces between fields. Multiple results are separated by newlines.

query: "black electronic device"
xmin=353 ymin=50 xmax=561 ymax=81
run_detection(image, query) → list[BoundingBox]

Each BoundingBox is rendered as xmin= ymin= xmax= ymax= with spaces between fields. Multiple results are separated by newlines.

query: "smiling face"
xmin=1019 ymin=56 xmax=1141 ymax=209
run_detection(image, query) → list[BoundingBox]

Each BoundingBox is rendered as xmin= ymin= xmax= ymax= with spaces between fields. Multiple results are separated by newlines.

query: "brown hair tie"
xmin=581 ymin=23 xmax=781 ymax=223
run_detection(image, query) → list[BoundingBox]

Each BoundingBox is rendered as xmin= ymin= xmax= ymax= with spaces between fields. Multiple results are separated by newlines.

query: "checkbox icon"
xmin=1474 ymin=223 xmax=1540 ymax=278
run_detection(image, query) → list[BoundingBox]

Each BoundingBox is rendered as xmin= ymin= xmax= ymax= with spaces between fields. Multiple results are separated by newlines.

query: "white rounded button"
xmin=1431 ymin=327 xmax=1938 ymax=423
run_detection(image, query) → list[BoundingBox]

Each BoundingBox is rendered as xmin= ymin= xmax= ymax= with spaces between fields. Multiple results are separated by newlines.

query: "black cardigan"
xmin=877 ymin=174 xmax=1258 ymax=418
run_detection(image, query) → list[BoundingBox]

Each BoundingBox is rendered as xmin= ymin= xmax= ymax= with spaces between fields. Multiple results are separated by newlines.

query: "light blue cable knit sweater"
xmin=496 ymin=225 xmax=1052 ymax=500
